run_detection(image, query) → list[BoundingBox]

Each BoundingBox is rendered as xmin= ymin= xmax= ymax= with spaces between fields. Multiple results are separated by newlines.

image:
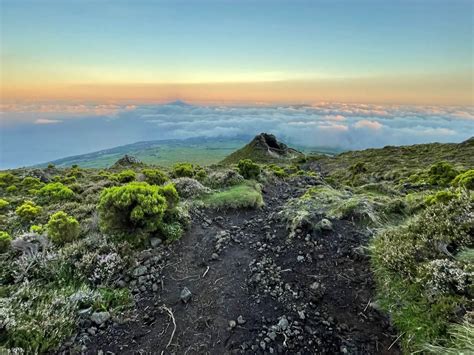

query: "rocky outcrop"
xmin=221 ymin=133 xmax=304 ymax=164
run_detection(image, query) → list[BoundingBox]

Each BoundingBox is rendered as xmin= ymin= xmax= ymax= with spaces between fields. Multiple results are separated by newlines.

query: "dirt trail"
xmin=82 ymin=181 xmax=400 ymax=354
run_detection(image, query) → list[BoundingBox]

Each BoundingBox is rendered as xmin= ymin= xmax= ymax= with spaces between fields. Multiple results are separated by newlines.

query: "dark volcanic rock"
xmin=112 ymin=154 xmax=142 ymax=168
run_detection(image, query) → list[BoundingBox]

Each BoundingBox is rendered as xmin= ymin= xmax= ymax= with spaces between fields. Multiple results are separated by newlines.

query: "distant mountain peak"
xmin=221 ymin=133 xmax=304 ymax=164
xmin=166 ymin=99 xmax=192 ymax=107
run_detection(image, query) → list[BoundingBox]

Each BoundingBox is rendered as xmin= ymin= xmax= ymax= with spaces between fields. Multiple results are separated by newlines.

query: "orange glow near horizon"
xmin=1 ymin=74 xmax=473 ymax=106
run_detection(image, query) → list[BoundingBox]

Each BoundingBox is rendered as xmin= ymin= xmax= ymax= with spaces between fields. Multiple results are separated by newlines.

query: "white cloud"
xmin=354 ymin=119 xmax=383 ymax=130
xmin=35 ymin=118 xmax=62 ymax=124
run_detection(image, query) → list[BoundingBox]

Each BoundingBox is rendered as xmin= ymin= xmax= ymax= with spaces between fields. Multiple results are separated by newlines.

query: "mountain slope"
xmin=37 ymin=137 xmax=251 ymax=168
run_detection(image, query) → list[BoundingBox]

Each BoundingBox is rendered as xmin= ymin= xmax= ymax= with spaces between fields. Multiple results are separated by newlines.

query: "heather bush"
xmin=6 ymin=185 xmax=17 ymax=193
xmin=425 ymin=190 xmax=460 ymax=205
xmin=0 ymin=231 xmax=12 ymax=253
xmin=16 ymin=200 xmax=42 ymax=221
xmin=206 ymin=169 xmax=244 ymax=188
xmin=142 ymin=168 xmax=169 ymax=185
xmin=46 ymin=211 xmax=80 ymax=245
xmin=0 ymin=172 xmax=16 ymax=187
xmin=172 ymin=162 xmax=195 ymax=178
xmin=98 ymin=182 xmax=170 ymax=238
xmin=0 ymin=198 xmax=9 ymax=210
xmin=427 ymin=161 xmax=458 ymax=186
xmin=452 ymin=169 xmax=474 ymax=190
xmin=38 ymin=182 xmax=75 ymax=202
xmin=171 ymin=177 xmax=210 ymax=198
xmin=115 ymin=169 xmax=136 ymax=183
xmin=237 ymin=159 xmax=261 ymax=179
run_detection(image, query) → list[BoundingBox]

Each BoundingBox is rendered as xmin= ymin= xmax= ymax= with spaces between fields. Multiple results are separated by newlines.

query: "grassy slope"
xmin=38 ymin=138 xmax=249 ymax=168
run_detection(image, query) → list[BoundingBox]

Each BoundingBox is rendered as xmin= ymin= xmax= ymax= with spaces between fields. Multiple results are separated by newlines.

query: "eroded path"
xmin=81 ymin=180 xmax=399 ymax=354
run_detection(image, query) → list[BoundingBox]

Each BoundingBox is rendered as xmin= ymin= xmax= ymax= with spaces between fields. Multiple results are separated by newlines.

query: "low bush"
xmin=22 ymin=176 xmax=44 ymax=189
xmin=427 ymin=161 xmax=458 ymax=186
xmin=0 ymin=198 xmax=9 ymax=210
xmin=171 ymin=177 xmax=210 ymax=198
xmin=98 ymin=182 xmax=178 ymax=239
xmin=371 ymin=194 xmax=473 ymax=351
xmin=452 ymin=169 xmax=474 ymax=190
xmin=16 ymin=200 xmax=42 ymax=221
xmin=205 ymin=169 xmax=244 ymax=188
xmin=425 ymin=190 xmax=460 ymax=205
xmin=237 ymin=159 xmax=261 ymax=179
xmin=6 ymin=185 xmax=17 ymax=193
xmin=0 ymin=172 xmax=16 ymax=187
xmin=0 ymin=231 xmax=12 ymax=253
xmin=115 ymin=169 xmax=136 ymax=183
xmin=267 ymin=164 xmax=287 ymax=178
xmin=172 ymin=162 xmax=195 ymax=178
xmin=46 ymin=211 xmax=81 ymax=245
xmin=38 ymin=182 xmax=75 ymax=202
xmin=142 ymin=168 xmax=169 ymax=185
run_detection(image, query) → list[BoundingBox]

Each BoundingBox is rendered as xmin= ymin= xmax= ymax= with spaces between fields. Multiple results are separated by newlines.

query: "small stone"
xmin=87 ymin=327 xmax=97 ymax=336
xmin=211 ymin=253 xmax=219 ymax=260
xmin=309 ymin=282 xmax=320 ymax=290
xmin=260 ymin=341 xmax=266 ymax=350
xmin=237 ymin=315 xmax=246 ymax=324
xmin=150 ymin=237 xmax=162 ymax=248
xmin=319 ymin=218 xmax=333 ymax=231
xmin=180 ymin=287 xmax=192 ymax=303
xmin=298 ymin=310 xmax=305 ymax=320
xmin=278 ymin=317 xmax=289 ymax=331
xmin=229 ymin=320 xmax=237 ymax=328
xmin=91 ymin=311 xmax=111 ymax=325
xmin=133 ymin=266 xmax=148 ymax=277
xmin=152 ymin=283 xmax=159 ymax=292
xmin=297 ymin=255 xmax=305 ymax=263
xmin=268 ymin=331 xmax=277 ymax=341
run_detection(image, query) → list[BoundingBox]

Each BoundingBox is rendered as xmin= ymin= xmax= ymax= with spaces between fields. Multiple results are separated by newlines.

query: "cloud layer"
xmin=1 ymin=101 xmax=473 ymax=168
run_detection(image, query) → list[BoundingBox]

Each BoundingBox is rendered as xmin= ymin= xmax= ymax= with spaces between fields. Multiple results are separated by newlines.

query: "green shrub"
xmin=158 ymin=222 xmax=184 ymax=242
xmin=0 ymin=198 xmax=9 ymax=210
xmin=349 ymin=161 xmax=367 ymax=175
xmin=6 ymin=185 xmax=18 ymax=193
xmin=98 ymin=182 xmax=169 ymax=238
xmin=115 ymin=169 xmax=136 ymax=183
xmin=46 ymin=211 xmax=80 ymax=245
xmin=16 ymin=200 xmax=42 ymax=221
xmin=428 ymin=162 xmax=458 ymax=186
xmin=0 ymin=231 xmax=12 ymax=253
xmin=371 ymin=194 xmax=473 ymax=351
xmin=425 ymin=190 xmax=459 ymax=205
xmin=22 ymin=176 xmax=43 ymax=188
xmin=172 ymin=162 xmax=195 ymax=178
xmin=142 ymin=168 xmax=169 ymax=185
xmin=30 ymin=224 xmax=44 ymax=234
xmin=159 ymin=183 xmax=179 ymax=209
xmin=452 ymin=169 xmax=474 ymax=190
xmin=38 ymin=182 xmax=75 ymax=202
xmin=267 ymin=164 xmax=287 ymax=178
xmin=237 ymin=159 xmax=261 ymax=179
xmin=47 ymin=163 xmax=55 ymax=169
xmin=0 ymin=172 xmax=16 ymax=186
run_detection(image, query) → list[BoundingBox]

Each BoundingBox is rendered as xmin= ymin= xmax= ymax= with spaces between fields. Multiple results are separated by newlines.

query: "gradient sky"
xmin=1 ymin=0 xmax=473 ymax=104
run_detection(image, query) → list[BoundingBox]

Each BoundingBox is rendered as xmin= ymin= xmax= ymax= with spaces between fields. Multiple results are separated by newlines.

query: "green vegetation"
xmin=15 ymin=200 xmax=42 ymax=221
xmin=371 ymin=195 xmax=473 ymax=351
xmin=0 ymin=198 xmax=9 ymax=210
xmin=98 ymin=182 xmax=179 ymax=241
xmin=38 ymin=182 xmax=75 ymax=202
xmin=46 ymin=211 xmax=81 ymax=245
xmin=237 ymin=159 xmax=261 ymax=179
xmin=452 ymin=169 xmax=474 ymax=190
xmin=427 ymin=161 xmax=459 ymax=186
xmin=172 ymin=162 xmax=195 ymax=178
xmin=114 ymin=169 xmax=136 ymax=183
xmin=0 ymin=231 xmax=12 ymax=253
xmin=142 ymin=168 xmax=169 ymax=185
xmin=199 ymin=181 xmax=263 ymax=210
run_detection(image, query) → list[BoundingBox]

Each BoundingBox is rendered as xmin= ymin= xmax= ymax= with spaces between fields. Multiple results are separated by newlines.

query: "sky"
xmin=0 ymin=0 xmax=473 ymax=167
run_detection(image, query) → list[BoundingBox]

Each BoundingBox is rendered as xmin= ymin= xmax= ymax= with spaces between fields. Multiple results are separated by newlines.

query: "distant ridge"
xmin=220 ymin=133 xmax=304 ymax=164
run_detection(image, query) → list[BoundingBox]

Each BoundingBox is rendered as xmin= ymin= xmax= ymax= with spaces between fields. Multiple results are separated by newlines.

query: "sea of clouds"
xmin=1 ymin=101 xmax=473 ymax=168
